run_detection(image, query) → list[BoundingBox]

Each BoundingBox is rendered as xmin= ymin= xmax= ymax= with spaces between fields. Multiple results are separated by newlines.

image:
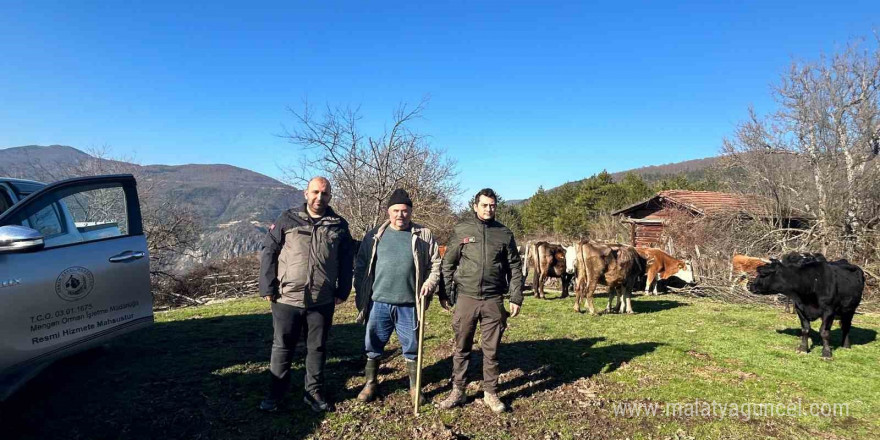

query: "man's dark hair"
xmin=473 ymin=188 xmax=498 ymax=205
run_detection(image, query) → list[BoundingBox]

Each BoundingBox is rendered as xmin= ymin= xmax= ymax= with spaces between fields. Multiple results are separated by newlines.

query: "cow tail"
xmin=532 ymin=244 xmax=542 ymax=291
xmin=575 ymin=243 xmax=585 ymax=293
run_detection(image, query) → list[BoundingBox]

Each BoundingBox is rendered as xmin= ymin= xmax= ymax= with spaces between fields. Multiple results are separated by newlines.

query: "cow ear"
xmin=756 ymin=264 xmax=774 ymax=275
xmin=800 ymin=259 xmax=823 ymax=268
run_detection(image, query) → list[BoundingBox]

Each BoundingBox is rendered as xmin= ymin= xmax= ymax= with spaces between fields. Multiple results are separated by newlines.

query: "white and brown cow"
xmin=564 ymin=244 xmax=578 ymax=289
xmin=635 ymin=248 xmax=694 ymax=295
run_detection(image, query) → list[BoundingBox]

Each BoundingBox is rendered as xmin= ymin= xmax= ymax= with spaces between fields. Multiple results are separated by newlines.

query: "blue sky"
xmin=1 ymin=1 xmax=878 ymax=203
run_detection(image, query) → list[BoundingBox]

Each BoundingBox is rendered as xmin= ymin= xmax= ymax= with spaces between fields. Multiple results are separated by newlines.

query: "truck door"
xmin=0 ymin=175 xmax=152 ymax=390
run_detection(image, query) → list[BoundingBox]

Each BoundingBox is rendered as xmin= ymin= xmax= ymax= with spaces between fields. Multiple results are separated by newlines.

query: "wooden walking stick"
xmin=414 ymin=291 xmax=426 ymax=415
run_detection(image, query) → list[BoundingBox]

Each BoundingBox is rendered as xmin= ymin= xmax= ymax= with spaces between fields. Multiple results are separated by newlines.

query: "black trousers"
xmin=267 ymin=301 xmax=335 ymax=399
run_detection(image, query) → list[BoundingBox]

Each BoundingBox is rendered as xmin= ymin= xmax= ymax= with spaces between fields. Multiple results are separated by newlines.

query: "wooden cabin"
xmin=612 ymin=190 xmax=804 ymax=248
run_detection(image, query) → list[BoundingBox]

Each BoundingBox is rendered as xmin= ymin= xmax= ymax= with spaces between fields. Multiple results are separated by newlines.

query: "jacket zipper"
xmin=480 ymin=221 xmax=486 ymax=298
xmin=305 ymin=221 xmax=318 ymax=307
xmin=412 ymin=231 xmax=420 ymax=322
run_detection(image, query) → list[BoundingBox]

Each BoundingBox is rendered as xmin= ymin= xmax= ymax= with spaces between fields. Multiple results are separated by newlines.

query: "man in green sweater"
xmin=437 ymin=188 xmax=523 ymax=413
xmin=354 ymin=189 xmax=442 ymax=404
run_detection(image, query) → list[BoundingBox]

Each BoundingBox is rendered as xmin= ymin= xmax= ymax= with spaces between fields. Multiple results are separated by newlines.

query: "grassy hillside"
xmin=4 ymin=291 xmax=878 ymax=439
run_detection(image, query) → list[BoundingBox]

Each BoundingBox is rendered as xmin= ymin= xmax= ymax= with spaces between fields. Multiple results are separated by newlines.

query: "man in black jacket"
xmin=258 ymin=176 xmax=355 ymax=413
xmin=437 ymin=188 xmax=523 ymax=413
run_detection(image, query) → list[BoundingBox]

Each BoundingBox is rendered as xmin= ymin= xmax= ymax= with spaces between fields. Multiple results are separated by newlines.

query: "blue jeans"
xmin=365 ymin=301 xmax=418 ymax=361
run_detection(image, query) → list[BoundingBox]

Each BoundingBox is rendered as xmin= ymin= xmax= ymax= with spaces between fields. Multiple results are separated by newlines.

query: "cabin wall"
xmin=634 ymin=223 xmax=663 ymax=247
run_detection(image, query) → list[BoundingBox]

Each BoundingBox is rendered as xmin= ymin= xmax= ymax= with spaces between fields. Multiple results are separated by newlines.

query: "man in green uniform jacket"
xmin=437 ymin=188 xmax=523 ymax=413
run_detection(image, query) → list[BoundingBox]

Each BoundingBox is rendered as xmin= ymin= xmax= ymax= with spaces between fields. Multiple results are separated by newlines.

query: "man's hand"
xmin=418 ymin=285 xmax=432 ymax=300
xmin=509 ymin=303 xmax=521 ymax=317
xmin=264 ymin=295 xmax=276 ymax=303
xmin=335 ymin=297 xmax=345 ymax=305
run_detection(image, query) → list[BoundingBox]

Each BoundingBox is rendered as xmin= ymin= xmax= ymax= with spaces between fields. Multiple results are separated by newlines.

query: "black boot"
xmin=406 ymin=359 xmax=426 ymax=406
xmin=357 ymin=358 xmax=379 ymax=402
xmin=303 ymin=390 xmax=330 ymax=413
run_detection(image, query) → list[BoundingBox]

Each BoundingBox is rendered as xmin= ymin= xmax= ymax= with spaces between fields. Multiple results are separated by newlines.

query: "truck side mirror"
xmin=0 ymin=225 xmax=45 ymax=253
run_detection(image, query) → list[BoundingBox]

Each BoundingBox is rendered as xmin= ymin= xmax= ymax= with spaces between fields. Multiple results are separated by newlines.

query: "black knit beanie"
xmin=387 ymin=188 xmax=413 ymax=208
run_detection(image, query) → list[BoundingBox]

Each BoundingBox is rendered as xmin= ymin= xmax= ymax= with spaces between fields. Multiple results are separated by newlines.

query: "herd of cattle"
xmin=519 ymin=241 xmax=694 ymax=315
xmin=510 ymin=240 xmax=866 ymax=358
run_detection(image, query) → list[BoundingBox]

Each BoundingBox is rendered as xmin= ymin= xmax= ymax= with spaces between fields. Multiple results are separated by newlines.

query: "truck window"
xmin=3 ymin=184 xmax=129 ymax=248
xmin=61 ymin=186 xmax=129 ymax=237
xmin=28 ymin=203 xmax=66 ymax=238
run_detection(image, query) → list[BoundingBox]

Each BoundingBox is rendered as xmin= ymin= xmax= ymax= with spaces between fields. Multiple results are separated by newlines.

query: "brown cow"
xmin=573 ymin=240 xmax=642 ymax=314
xmin=524 ymin=241 xmax=570 ymax=299
xmin=731 ymin=254 xmax=769 ymax=283
xmin=636 ymin=248 xmax=695 ymax=295
xmin=732 ymin=254 xmax=792 ymax=313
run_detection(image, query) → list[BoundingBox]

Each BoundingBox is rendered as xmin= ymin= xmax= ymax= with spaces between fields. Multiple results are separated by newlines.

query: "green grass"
xmin=4 ymin=292 xmax=879 ymax=439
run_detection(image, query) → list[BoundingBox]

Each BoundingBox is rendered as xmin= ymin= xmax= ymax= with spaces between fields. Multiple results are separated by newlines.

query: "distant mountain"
xmin=0 ymin=145 xmax=303 ymax=270
xmin=607 ymin=156 xmax=719 ymax=182
xmin=507 ymin=156 xmax=720 ymax=205
xmin=0 ymin=144 xmax=92 ymax=166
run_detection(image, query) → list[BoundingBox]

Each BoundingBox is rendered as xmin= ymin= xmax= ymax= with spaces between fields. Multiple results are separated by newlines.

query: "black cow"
xmin=747 ymin=252 xmax=864 ymax=358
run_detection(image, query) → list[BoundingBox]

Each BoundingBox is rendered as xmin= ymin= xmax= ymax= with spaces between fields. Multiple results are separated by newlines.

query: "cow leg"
xmin=573 ymin=272 xmax=585 ymax=313
xmin=795 ymin=308 xmax=811 ymax=353
xmin=605 ymin=287 xmax=616 ymax=313
xmin=819 ymin=311 xmax=835 ymax=359
xmin=622 ymin=287 xmax=634 ymax=314
xmin=534 ymin=271 xmax=540 ymax=299
xmin=586 ymin=278 xmax=599 ymax=315
xmin=560 ymin=274 xmax=570 ymax=299
xmin=840 ymin=312 xmax=854 ymax=349
xmin=644 ymin=267 xmax=656 ymax=295
xmin=778 ymin=294 xmax=792 ymax=313
xmin=535 ymin=273 xmax=541 ymax=299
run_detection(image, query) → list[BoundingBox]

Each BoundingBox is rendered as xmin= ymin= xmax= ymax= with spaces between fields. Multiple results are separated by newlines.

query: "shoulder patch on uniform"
xmin=462 ymin=236 xmax=476 ymax=244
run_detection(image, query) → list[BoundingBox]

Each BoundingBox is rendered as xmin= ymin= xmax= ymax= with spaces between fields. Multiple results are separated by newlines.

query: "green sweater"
xmin=371 ymin=227 xmax=416 ymax=304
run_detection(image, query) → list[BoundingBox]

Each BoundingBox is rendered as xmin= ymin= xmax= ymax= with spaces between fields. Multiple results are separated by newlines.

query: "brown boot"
xmin=482 ymin=392 xmax=506 ymax=413
xmin=406 ymin=359 xmax=426 ymax=406
xmin=437 ymin=385 xmax=466 ymax=409
xmin=357 ymin=358 xmax=379 ymax=402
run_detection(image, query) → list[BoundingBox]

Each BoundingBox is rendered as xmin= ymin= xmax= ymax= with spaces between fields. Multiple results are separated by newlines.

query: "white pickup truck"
xmin=0 ymin=174 xmax=152 ymax=400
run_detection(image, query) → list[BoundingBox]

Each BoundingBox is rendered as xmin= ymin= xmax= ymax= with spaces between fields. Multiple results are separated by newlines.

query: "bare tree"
xmin=723 ymin=36 xmax=880 ymax=256
xmin=282 ymin=98 xmax=460 ymax=239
